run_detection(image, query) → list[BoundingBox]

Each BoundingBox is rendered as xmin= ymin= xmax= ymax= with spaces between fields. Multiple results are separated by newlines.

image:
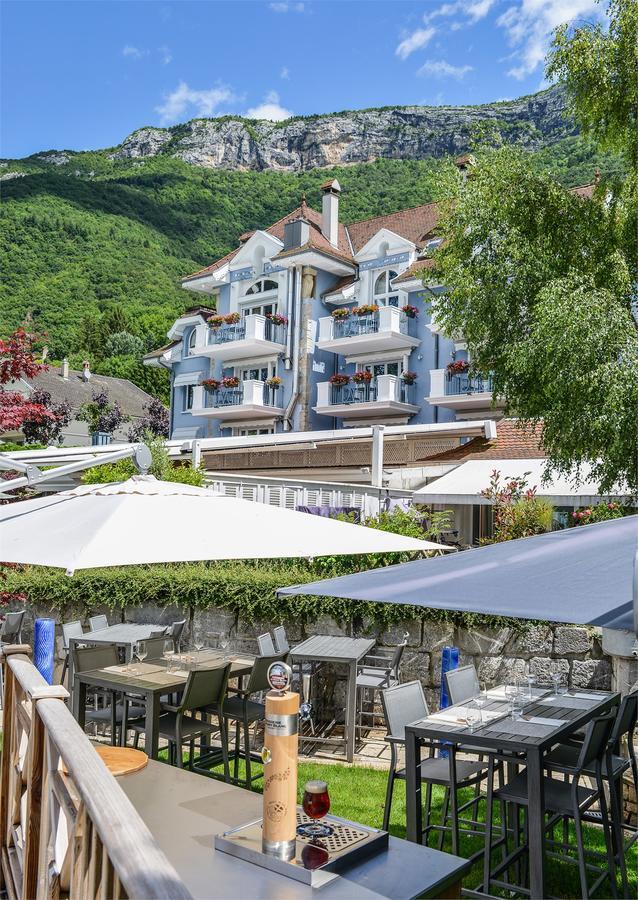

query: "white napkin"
xmin=570 ymin=692 xmax=600 ymax=700
xmin=101 ymin=665 xmax=128 ymax=674
xmin=523 ymin=716 xmax=567 ymax=727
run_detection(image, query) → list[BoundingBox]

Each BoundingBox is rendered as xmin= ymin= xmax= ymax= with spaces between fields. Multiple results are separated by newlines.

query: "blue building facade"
xmin=147 ymin=176 xmax=500 ymax=441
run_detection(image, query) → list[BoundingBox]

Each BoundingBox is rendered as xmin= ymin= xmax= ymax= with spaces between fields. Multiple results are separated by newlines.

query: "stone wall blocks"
xmin=505 ymin=626 xmax=553 ymax=658
xmin=456 ymin=626 xmax=513 ymax=656
xmin=529 ymin=656 xmax=570 ymax=684
xmin=571 ymin=658 xmax=612 ymax=690
xmin=420 ymin=623 xmax=455 ymax=652
xmin=553 ymin=627 xmax=592 ymax=656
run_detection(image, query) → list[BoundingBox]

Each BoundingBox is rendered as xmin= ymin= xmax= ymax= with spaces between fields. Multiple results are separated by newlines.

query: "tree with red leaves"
xmin=0 ymin=328 xmax=57 ymax=435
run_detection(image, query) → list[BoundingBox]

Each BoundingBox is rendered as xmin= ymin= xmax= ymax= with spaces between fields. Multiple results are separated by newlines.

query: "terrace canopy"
xmin=278 ymin=516 xmax=638 ymax=632
xmin=0 ymin=475 xmax=444 ymax=574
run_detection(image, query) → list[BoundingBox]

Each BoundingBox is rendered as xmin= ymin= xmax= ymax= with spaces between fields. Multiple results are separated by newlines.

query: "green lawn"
xmin=178 ymin=752 xmax=636 ymax=900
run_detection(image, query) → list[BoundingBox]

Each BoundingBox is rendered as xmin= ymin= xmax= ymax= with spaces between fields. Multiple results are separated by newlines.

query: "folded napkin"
xmin=427 ymin=707 xmax=505 ymax=726
xmin=522 ymin=716 xmax=567 ymax=727
xmin=540 ymin=695 xmax=593 ymax=709
xmin=136 ymin=671 xmax=187 ymax=685
xmin=101 ymin=665 xmax=128 ymax=674
xmin=570 ymin=691 xmax=602 ymax=700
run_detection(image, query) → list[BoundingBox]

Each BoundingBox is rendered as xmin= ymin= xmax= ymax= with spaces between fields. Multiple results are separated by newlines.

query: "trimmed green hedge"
xmin=3 ymin=562 xmax=532 ymax=632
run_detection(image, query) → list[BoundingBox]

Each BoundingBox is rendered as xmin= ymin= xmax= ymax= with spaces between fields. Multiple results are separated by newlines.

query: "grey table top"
xmin=75 ymin=623 xmax=159 ymax=644
xmin=119 ymin=759 xmax=471 ymax=899
xmin=406 ymin=688 xmax=619 ymax=752
xmin=75 ymin=652 xmax=255 ymax=695
xmin=290 ymin=635 xmax=376 ymax=663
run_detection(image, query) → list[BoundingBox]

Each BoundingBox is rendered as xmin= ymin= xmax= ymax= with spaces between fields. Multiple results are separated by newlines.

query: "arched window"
xmin=242 ymin=278 xmax=279 ymax=317
xmin=373 ymin=270 xmax=399 ymax=307
xmin=187 ymin=327 xmax=198 ymax=355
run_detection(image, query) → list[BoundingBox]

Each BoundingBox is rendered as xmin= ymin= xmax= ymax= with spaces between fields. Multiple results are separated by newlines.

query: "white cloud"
xmin=269 ymin=2 xmax=305 ymax=11
xmin=158 ymin=45 xmax=172 ymax=65
xmin=122 ymin=45 xmax=148 ymax=59
xmin=424 ymin=0 xmax=495 ymax=24
xmin=496 ymin=0 xmax=601 ymax=79
xmin=280 ymin=66 xmax=290 ymax=79
xmin=395 ymin=27 xmax=436 ymax=60
xmin=155 ymin=81 xmax=239 ymax=125
xmin=245 ymin=90 xmax=292 ymax=121
xmin=418 ymin=59 xmax=474 ymax=79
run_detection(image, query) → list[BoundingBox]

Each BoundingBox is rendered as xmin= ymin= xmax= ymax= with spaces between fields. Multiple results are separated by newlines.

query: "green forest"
xmin=0 ymin=133 xmax=623 ymax=402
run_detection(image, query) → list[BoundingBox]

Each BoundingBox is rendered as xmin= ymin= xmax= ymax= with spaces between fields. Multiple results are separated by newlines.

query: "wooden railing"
xmin=0 ymin=645 xmax=192 ymax=900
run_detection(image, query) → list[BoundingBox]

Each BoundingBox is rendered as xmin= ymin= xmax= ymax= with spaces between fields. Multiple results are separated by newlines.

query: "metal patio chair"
xmin=273 ymin=625 xmax=289 ymax=653
xmin=88 ymin=614 xmax=109 ymax=632
xmin=0 ymin=610 xmax=26 ymax=707
xmin=132 ymin=664 xmax=232 ymax=779
xmin=60 ymin=620 xmax=84 ymax=685
xmin=168 ymin=619 xmax=186 ymax=652
xmin=72 ymin=644 xmax=144 ymax=744
xmin=356 ymin=636 xmax=408 ymax=737
xmin=444 ymin=664 xmax=479 ymax=706
xmin=257 ymin=632 xmax=276 ymax=656
xmin=380 ymin=681 xmax=491 ymax=851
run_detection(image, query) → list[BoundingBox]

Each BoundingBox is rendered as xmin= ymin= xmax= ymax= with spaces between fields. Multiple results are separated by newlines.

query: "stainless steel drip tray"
xmin=214 ymin=810 xmax=389 ymax=887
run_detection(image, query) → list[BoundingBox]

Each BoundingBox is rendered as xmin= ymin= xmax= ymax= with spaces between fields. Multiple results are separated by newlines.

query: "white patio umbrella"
xmin=0 ymin=475 xmax=447 ymax=574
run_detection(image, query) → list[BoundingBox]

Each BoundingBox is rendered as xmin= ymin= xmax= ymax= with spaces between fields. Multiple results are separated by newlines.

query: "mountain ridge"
xmin=9 ymin=85 xmax=573 ymax=174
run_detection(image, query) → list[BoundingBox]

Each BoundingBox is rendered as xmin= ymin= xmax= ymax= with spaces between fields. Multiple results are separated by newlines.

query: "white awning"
xmin=413 ymin=458 xmax=626 ymax=507
xmin=173 ymin=373 xmax=201 ymax=388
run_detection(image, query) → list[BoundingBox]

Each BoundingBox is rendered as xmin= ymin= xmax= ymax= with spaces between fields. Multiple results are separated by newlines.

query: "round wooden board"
xmin=64 ymin=745 xmax=148 ymax=777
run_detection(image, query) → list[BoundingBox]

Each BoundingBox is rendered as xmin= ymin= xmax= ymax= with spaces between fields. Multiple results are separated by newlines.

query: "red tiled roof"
xmin=423 ymin=419 xmax=547 ymax=462
xmin=570 ymin=183 xmax=595 ymax=199
xmin=345 ymin=201 xmax=441 ymax=254
xmin=181 ymin=248 xmax=240 ymax=282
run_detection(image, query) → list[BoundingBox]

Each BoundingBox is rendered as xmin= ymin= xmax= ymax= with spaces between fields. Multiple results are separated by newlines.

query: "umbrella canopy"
xmin=278 ymin=516 xmax=638 ymax=632
xmin=0 ymin=475 xmax=445 ymax=574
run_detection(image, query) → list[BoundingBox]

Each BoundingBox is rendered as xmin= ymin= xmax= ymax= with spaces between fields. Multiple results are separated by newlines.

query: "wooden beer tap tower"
xmin=261 ymin=662 xmax=299 ymax=861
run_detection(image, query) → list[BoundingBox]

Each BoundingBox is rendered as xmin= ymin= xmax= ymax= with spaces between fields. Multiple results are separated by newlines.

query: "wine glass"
xmin=135 ymin=640 xmax=147 ymax=669
xmin=465 ymin=698 xmax=482 ymax=732
xmin=219 ymin=632 xmax=230 ymax=654
xmin=297 ymin=781 xmax=333 ymax=839
xmin=163 ymin=639 xmax=175 ymax=672
xmin=474 ymin=681 xmax=488 ymax=711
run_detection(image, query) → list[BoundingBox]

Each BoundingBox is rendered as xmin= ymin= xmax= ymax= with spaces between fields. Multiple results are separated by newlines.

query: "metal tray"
xmin=214 ymin=809 xmax=389 ymax=887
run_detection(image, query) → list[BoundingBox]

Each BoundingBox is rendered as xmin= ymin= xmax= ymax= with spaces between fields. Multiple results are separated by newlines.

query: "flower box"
xmin=265 ymin=313 xmax=288 ymax=326
xmin=446 ymin=360 xmax=470 ymax=377
xmin=401 ymin=305 xmax=419 ymax=319
xmin=208 ymin=315 xmax=226 ymax=329
xmin=352 ymin=304 xmax=379 ymax=317
xmin=266 ymin=377 xmax=282 ymax=388
xmin=201 ymin=378 xmax=221 ymax=391
xmin=329 ymin=374 xmax=350 ymax=386
xmin=352 ymin=370 xmax=373 ymax=384
xmin=221 ymin=376 xmax=240 ymax=389
xmin=401 ymin=371 xmax=418 ymax=385
xmin=331 ymin=308 xmax=350 ymax=319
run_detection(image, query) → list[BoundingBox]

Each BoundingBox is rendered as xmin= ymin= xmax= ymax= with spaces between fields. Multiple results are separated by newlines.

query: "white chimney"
xmin=82 ymin=360 xmax=91 ymax=382
xmin=321 ymin=179 xmax=341 ymax=248
xmin=61 ymin=357 xmax=69 ymax=380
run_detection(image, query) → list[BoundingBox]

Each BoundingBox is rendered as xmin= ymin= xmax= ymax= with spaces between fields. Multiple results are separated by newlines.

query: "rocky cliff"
xmin=109 ymin=85 xmax=573 ymax=173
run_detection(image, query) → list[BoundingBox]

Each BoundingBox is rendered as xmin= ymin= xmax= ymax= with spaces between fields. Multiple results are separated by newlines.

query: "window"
xmin=241 ymin=279 xmax=279 ymax=317
xmin=183 ymin=385 xmax=194 ymax=411
xmin=373 ymin=270 xmax=400 ymax=307
xmin=236 ymin=427 xmax=274 ymax=436
xmin=237 ymin=362 xmax=276 ymax=382
xmin=187 ymin=328 xmax=198 ymax=355
xmin=359 ymin=360 xmax=402 ymax=377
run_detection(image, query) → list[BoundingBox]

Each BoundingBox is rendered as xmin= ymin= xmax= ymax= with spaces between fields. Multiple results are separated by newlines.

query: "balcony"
xmin=191 ymin=315 xmax=286 ymax=362
xmin=314 ymin=374 xmax=419 ymax=424
xmin=190 ymin=380 xmax=283 ymax=422
xmin=316 ymin=307 xmax=420 ymax=356
xmin=427 ymin=368 xmax=504 ymax=415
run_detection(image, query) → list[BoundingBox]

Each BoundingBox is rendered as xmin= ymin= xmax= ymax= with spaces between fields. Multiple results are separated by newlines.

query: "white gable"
xmin=354 ymin=228 xmax=415 ymax=262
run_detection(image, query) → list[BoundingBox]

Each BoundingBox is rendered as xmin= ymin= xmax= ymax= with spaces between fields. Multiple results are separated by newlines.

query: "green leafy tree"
xmin=480 ymin=470 xmax=554 ymax=543
xmin=547 ymin=0 xmax=638 ymax=166
xmin=103 ymin=330 xmax=144 ymax=358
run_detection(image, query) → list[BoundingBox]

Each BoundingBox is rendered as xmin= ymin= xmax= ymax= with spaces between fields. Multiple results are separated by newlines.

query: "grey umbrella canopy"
xmin=278 ymin=516 xmax=638 ymax=632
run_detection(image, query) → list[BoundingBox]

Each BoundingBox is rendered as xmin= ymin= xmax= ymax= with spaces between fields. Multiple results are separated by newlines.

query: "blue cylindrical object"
xmin=439 ymin=645 xmax=460 ymax=710
xmin=34 ymin=618 xmax=56 ymax=684
xmin=438 ymin=646 xmax=459 ymax=759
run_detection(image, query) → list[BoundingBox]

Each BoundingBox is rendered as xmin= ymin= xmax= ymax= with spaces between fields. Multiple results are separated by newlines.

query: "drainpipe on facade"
xmin=283 ymin=265 xmax=302 ymax=431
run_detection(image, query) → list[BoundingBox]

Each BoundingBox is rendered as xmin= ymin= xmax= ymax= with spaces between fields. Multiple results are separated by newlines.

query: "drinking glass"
xmin=297 ymin=781 xmax=333 ymax=839
xmin=465 ymin=699 xmax=482 ymax=732
xmin=509 ymin=694 xmax=524 ymax=721
xmin=163 ymin=639 xmax=175 ymax=672
xmin=504 ymin=680 xmax=519 ymax=704
xmin=551 ymin=671 xmax=563 ymax=696
xmin=475 ymin=681 xmax=488 ymax=710
xmin=526 ymin=674 xmax=537 ymax=701
xmin=219 ymin=632 xmax=230 ymax=654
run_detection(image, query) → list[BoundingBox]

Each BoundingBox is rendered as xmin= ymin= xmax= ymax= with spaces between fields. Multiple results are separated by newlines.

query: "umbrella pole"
xmin=633 ymin=547 xmax=638 ymax=638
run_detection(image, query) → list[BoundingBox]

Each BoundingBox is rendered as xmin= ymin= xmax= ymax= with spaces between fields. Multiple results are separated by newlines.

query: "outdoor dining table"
xmin=72 ymin=650 xmax=255 ymax=759
xmin=403 ymin=685 xmax=620 ymax=900
xmin=290 ymin=634 xmax=376 ymax=762
xmin=67 ymin=622 xmax=162 ymax=696
xmin=119 ymin=754 xmax=473 ymax=898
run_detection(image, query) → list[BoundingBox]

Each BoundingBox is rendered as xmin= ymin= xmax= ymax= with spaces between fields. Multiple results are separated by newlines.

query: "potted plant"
xmin=352 ymin=370 xmax=373 ymax=384
xmin=224 ymin=312 xmax=241 ymax=325
xmin=401 ymin=371 xmax=418 ymax=385
xmin=266 ymin=376 xmax=282 ymax=389
xmin=331 ymin=308 xmax=350 ymax=319
xmin=208 ymin=315 xmax=225 ymax=329
xmin=352 ymin=304 xmax=379 ymax=317
xmin=446 ymin=360 xmax=470 ymax=377
xmin=201 ymin=378 xmax=220 ymax=391
xmin=221 ymin=375 xmax=240 ymax=389
xmin=401 ymin=305 xmax=419 ymax=318
xmin=329 ymin=373 xmax=350 ymax=386
xmin=265 ymin=313 xmax=288 ymax=326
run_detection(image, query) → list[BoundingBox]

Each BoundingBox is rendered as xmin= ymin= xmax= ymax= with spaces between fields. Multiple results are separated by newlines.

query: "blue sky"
xmin=2 ymin=0 xmax=603 ymax=159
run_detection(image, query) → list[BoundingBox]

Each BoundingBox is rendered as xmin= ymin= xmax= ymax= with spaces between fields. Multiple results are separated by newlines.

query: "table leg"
xmin=144 ymin=691 xmax=161 ymax=760
xmin=345 ymin=659 xmax=357 ymax=763
xmin=527 ymin=748 xmax=546 ymax=900
xmin=73 ymin=679 xmax=86 ymax=730
xmin=405 ymin=730 xmax=422 ymax=843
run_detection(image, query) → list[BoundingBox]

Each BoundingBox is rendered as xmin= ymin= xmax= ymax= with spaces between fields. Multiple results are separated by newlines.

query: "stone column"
xmin=297 ymin=267 xmax=317 ymax=433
